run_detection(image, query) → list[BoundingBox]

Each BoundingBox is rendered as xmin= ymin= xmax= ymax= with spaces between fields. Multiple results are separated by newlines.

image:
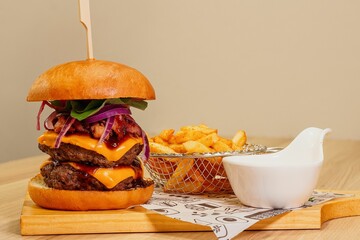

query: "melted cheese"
xmin=38 ymin=131 xmax=142 ymax=161
xmin=68 ymin=162 xmax=143 ymax=189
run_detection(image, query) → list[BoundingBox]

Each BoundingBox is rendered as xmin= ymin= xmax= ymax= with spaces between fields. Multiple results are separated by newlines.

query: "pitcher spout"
xmin=320 ymin=128 xmax=332 ymax=143
xmin=287 ymin=127 xmax=331 ymax=148
xmin=281 ymin=127 xmax=331 ymax=162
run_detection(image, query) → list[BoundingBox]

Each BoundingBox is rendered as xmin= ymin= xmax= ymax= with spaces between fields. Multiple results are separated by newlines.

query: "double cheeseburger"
xmin=27 ymin=59 xmax=155 ymax=210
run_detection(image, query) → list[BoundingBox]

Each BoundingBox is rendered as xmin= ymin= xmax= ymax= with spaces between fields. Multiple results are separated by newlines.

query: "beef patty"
xmin=41 ymin=159 xmax=153 ymax=191
xmin=39 ymin=142 xmax=143 ymax=167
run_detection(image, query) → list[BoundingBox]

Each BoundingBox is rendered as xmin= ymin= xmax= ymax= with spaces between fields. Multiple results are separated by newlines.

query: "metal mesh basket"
xmin=144 ymin=143 xmax=267 ymax=194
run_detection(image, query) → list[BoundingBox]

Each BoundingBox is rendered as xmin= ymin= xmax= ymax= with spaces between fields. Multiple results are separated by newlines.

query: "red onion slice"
xmin=97 ymin=116 xmax=115 ymax=146
xmin=44 ymin=111 xmax=58 ymax=130
xmin=55 ymin=116 xmax=75 ymax=148
xmin=141 ymin=130 xmax=150 ymax=162
xmin=36 ymin=101 xmax=46 ymax=130
xmin=85 ymin=106 xmax=131 ymax=124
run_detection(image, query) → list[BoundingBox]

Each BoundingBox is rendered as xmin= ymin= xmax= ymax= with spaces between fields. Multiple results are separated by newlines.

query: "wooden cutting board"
xmin=20 ymin=190 xmax=360 ymax=235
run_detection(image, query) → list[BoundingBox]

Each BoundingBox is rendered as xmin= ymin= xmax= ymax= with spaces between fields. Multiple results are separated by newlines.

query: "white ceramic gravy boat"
xmin=223 ymin=127 xmax=331 ymax=209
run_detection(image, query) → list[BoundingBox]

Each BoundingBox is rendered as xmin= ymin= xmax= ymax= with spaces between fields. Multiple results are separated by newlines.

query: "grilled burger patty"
xmin=39 ymin=142 xmax=143 ymax=167
xmin=41 ymin=159 xmax=153 ymax=191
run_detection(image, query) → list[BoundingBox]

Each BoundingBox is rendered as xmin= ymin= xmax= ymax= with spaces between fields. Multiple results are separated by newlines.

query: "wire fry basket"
xmin=144 ymin=143 xmax=267 ymax=194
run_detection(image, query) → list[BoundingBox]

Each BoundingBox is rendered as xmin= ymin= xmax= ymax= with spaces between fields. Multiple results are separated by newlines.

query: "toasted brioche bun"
xmin=28 ymin=174 xmax=154 ymax=211
xmin=27 ymin=59 xmax=155 ymax=101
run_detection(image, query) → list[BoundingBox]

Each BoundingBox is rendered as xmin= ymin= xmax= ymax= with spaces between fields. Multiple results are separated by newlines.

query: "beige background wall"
xmin=0 ymin=0 xmax=359 ymax=162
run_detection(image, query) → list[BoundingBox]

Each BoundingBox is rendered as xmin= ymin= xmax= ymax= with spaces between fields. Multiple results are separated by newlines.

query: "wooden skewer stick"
xmin=78 ymin=0 xmax=94 ymax=59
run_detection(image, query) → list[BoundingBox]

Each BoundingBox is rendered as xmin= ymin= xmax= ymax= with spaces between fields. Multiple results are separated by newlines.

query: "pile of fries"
xmin=145 ymin=124 xmax=247 ymax=194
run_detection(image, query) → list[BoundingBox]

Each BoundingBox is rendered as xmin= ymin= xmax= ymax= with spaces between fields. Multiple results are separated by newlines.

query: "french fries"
xmin=164 ymin=158 xmax=194 ymax=190
xmin=232 ymin=130 xmax=247 ymax=150
xmin=146 ymin=158 xmax=175 ymax=180
xmin=183 ymin=140 xmax=213 ymax=153
xmin=147 ymin=124 xmax=247 ymax=194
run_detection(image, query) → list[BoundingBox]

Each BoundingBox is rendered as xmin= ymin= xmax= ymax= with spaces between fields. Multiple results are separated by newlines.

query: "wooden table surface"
xmin=1 ymin=137 xmax=360 ymax=240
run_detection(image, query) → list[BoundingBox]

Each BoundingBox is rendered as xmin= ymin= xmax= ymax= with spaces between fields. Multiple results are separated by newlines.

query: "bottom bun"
xmin=28 ymin=174 xmax=154 ymax=211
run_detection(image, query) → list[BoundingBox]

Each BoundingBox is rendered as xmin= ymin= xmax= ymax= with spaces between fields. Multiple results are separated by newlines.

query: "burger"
xmin=26 ymin=59 xmax=155 ymax=210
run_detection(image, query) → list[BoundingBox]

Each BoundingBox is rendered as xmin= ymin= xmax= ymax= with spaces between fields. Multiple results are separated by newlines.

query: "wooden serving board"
xmin=20 ymin=190 xmax=360 ymax=235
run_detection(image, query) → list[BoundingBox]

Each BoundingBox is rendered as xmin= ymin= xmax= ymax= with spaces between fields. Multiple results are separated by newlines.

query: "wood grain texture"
xmin=20 ymin=191 xmax=360 ymax=235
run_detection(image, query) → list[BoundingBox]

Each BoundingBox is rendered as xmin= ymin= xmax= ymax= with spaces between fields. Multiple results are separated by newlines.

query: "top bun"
xmin=27 ymin=59 xmax=155 ymax=101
